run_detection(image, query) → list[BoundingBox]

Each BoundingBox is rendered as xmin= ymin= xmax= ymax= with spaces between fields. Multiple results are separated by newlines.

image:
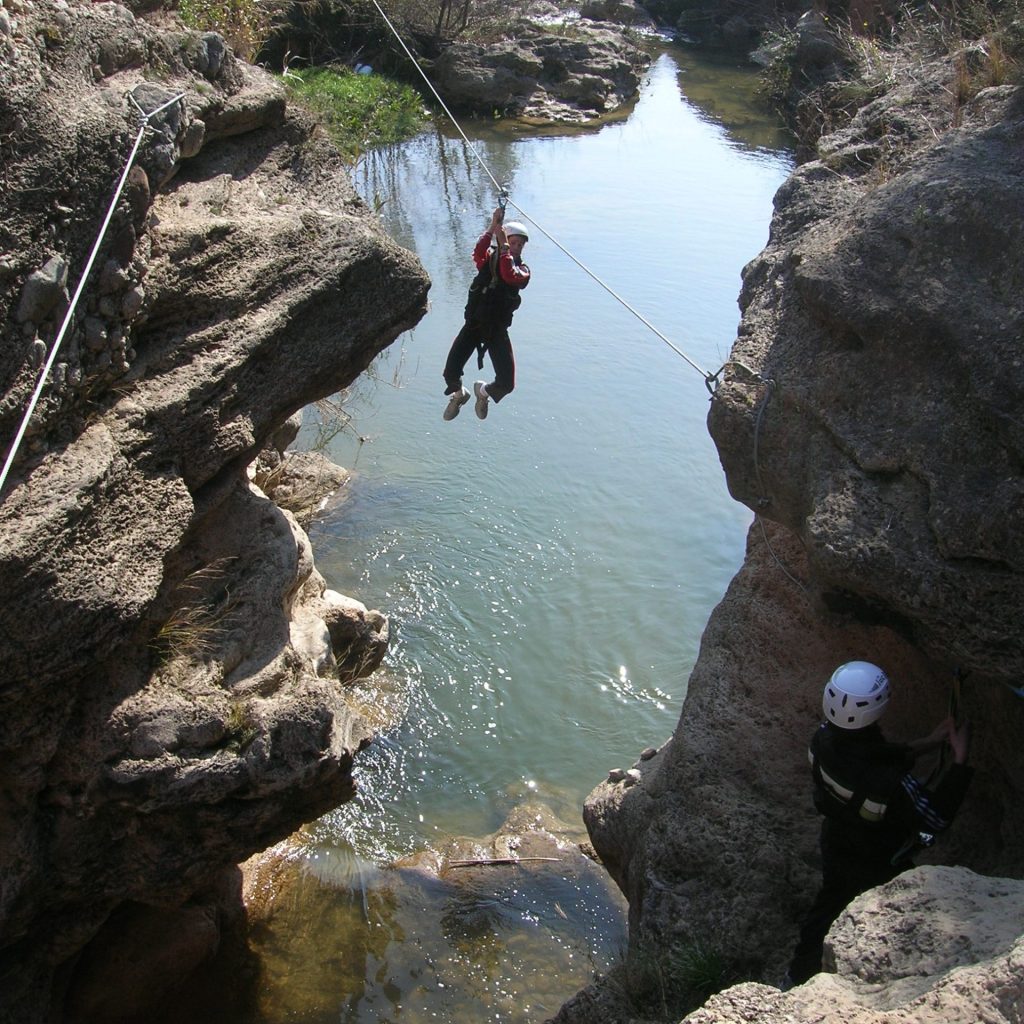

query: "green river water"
xmin=233 ymin=44 xmax=793 ymax=1024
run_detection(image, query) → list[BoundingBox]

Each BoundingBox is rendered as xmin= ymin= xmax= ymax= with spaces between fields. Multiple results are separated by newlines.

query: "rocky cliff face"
xmin=0 ymin=1 xmax=429 ymax=1019
xmin=562 ymin=48 xmax=1024 ymax=1024
xmin=685 ymin=866 xmax=1024 ymax=1024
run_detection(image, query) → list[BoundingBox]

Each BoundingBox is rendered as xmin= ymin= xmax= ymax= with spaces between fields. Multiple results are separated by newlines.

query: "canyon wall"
xmin=559 ymin=43 xmax=1024 ymax=1024
xmin=0 ymin=2 xmax=429 ymax=1019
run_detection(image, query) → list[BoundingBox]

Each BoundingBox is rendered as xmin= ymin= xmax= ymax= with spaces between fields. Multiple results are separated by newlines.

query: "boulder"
xmin=318 ymin=589 xmax=390 ymax=683
xmin=254 ymin=449 xmax=350 ymax=520
xmin=16 ymin=255 xmax=69 ymax=324
xmin=794 ymin=10 xmax=845 ymax=68
xmin=681 ymin=867 xmax=1024 ymax=1024
xmin=580 ymin=0 xmax=656 ymax=28
xmin=430 ymin=21 xmax=649 ymax=123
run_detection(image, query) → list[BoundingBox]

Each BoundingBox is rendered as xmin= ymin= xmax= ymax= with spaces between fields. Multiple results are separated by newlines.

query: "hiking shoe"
xmin=443 ymin=387 xmax=470 ymax=421
xmin=473 ymin=381 xmax=489 ymax=420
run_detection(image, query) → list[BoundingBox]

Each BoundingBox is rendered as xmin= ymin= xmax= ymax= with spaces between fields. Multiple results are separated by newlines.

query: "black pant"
xmin=787 ymin=820 xmax=908 ymax=983
xmin=443 ymin=319 xmax=515 ymax=402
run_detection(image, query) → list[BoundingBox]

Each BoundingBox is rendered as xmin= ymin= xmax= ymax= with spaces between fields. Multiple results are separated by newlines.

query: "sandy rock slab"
xmin=683 ymin=865 xmax=1024 ymax=1024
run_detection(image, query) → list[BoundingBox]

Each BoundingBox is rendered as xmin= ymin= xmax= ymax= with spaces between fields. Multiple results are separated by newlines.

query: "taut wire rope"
xmin=367 ymin=0 xmax=720 ymax=390
xmin=0 ymin=91 xmax=186 ymax=500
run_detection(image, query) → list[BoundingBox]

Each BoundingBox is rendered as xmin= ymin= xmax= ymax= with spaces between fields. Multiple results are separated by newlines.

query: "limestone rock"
xmin=681 ymin=867 xmax=1024 ymax=1024
xmin=709 ymin=68 xmax=1024 ymax=685
xmin=793 ymin=10 xmax=844 ymax=68
xmin=255 ymin=449 xmax=350 ymax=520
xmin=580 ymin=0 xmax=656 ymax=28
xmin=429 ymin=20 xmax=649 ymax=123
xmin=318 ymin=588 xmax=390 ymax=683
xmin=194 ymin=31 xmax=226 ymax=80
xmin=0 ymin=1 xmax=429 ymax=1019
xmin=270 ymin=410 xmax=303 ymax=455
xmin=16 ymin=255 xmax=69 ymax=324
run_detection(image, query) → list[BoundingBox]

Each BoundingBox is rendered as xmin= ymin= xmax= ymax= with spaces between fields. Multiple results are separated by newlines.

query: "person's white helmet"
xmin=823 ymin=661 xmax=890 ymax=729
xmin=503 ymin=221 xmax=529 ymax=240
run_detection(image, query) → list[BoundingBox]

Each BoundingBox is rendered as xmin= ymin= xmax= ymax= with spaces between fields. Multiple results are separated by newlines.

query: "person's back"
xmin=786 ymin=660 xmax=972 ymax=986
xmin=810 ymin=721 xmax=914 ymax=861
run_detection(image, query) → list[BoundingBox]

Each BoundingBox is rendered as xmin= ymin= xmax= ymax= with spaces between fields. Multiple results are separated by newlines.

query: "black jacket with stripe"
xmin=809 ymin=721 xmax=973 ymax=864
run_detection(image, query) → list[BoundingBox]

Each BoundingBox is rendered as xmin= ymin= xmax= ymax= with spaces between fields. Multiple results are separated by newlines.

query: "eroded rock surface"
xmin=683 ymin=866 xmax=1024 ymax=1024
xmin=0 ymin=1 xmax=429 ymax=1018
xmin=712 ymin=79 xmax=1024 ymax=685
xmin=560 ymin=49 xmax=1024 ymax=1024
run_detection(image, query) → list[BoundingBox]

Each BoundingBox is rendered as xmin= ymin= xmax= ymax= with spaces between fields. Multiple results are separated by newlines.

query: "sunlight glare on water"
xmin=245 ymin=45 xmax=793 ymax=1024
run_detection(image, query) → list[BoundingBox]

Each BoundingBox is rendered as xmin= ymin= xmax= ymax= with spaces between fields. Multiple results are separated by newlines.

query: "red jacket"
xmin=473 ymin=232 xmax=530 ymax=289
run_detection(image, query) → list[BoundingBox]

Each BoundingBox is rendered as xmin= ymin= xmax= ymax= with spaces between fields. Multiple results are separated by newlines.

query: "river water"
xmin=244 ymin=46 xmax=792 ymax=1024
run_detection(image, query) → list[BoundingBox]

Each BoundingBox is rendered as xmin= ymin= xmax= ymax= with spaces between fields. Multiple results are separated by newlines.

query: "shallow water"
xmin=244 ymin=45 xmax=793 ymax=1023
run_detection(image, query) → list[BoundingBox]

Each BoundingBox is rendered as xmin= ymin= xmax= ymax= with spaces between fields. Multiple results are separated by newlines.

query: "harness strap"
xmin=475 ymin=249 xmax=505 ymax=369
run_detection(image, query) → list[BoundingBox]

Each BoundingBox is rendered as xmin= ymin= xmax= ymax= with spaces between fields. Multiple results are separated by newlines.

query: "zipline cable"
xmin=0 ymin=91 xmax=185 ymax=500
xmin=504 ymin=198 xmax=714 ymax=382
xmin=367 ymin=0 xmax=720 ymax=389
xmin=367 ymin=0 xmax=504 ymax=197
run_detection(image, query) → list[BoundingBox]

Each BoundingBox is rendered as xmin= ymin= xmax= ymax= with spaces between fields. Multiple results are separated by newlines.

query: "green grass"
xmin=285 ymin=67 xmax=427 ymax=161
xmin=614 ymin=937 xmax=737 ymax=1018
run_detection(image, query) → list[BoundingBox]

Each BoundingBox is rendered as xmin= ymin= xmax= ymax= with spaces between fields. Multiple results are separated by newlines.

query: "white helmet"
xmin=823 ymin=661 xmax=890 ymax=729
xmin=503 ymin=221 xmax=529 ymax=240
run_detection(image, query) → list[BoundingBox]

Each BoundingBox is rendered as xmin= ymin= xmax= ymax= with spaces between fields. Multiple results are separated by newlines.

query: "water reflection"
xmin=358 ymin=130 xmax=526 ymax=268
xmin=672 ymin=48 xmax=795 ymax=154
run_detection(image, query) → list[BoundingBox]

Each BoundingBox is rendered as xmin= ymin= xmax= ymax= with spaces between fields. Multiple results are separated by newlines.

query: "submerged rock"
xmin=234 ymin=804 xmax=628 ymax=1022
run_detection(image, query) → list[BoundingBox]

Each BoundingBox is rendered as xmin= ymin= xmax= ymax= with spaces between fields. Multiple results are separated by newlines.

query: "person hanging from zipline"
xmin=442 ymin=205 xmax=530 ymax=421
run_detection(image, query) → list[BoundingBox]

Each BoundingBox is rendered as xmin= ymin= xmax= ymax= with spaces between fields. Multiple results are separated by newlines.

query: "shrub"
xmin=618 ymin=937 xmax=737 ymax=1018
xmin=284 ymin=65 xmax=427 ymax=160
xmin=177 ymin=0 xmax=282 ymax=60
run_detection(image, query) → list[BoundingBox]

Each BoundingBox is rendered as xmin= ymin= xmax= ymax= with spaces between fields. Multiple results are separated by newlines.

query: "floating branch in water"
xmin=446 ymin=857 xmax=561 ymax=868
